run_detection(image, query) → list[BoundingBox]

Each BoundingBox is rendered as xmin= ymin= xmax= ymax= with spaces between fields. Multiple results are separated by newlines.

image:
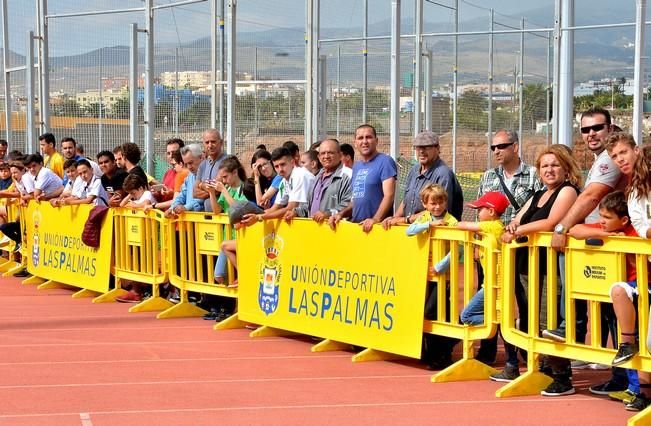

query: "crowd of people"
xmin=0 ymin=107 xmax=650 ymax=411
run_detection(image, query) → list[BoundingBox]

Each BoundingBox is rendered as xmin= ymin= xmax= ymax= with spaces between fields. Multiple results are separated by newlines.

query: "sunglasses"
xmin=580 ymin=123 xmax=607 ymax=134
xmin=490 ymin=142 xmax=515 ymax=151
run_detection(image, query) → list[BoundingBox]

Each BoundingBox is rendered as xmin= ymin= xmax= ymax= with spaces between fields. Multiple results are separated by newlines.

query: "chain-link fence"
xmin=0 ymin=0 xmax=648 ymax=180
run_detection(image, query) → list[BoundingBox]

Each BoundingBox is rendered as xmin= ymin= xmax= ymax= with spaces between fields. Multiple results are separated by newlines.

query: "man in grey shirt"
xmin=193 ymin=128 xmax=227 ymax=212
xmin=288 ymin=138 xmax=352 ymax=222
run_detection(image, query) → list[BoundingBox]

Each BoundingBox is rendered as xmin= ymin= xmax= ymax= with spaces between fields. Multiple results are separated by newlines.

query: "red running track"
xmin=0 ymin=276 xmax=633 ymax=425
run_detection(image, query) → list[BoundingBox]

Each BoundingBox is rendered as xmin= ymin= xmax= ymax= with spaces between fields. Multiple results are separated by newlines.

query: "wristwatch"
xmin=554 ymin=224 xmax=568 ymax=235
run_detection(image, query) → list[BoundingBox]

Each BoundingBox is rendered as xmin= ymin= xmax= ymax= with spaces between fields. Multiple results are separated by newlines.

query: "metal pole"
xmin=336 ymin=44 xmax=341 ymax=138
xmin=362 ymin=0 xmax=368 ymax=123
xmin=414 ymin=0 xmax=423 ymax=136
xmin=254 ymin=47 xmax=258 ymax=135
xmin=518 ymin=17 xmax=524 ymax=152
xmin=98 ymin=54 xmax=103 ymax=152
xmin=210 ymin=0 xmax=217 ymax=129
xmin=219 ymin=0 xmax=225 ymax=135
xmin=558 ymin=0 xmax=574 ymax=147
xmin=319 ymin=54 xmax=327 ymax=140
xmin=174 ymin=47 xmax=179 ymax=136
xmin=487 ymin=8 xmax=494 ymax=168
xmin=26 ymin=31 xmax=35 ymax=154
xmin=1 ymin=0 xmax=11 ymax=143
xmin=312 ymin=0 xmax=320 ymax=144
xmin=226 ymin=0 xmax=236 ymax=154
xmin=452 ymin=0 xmax=458 ymax=170
xmin=38 ymin=0 xmax=50 ymax=132
xmin=305 ymin=0 xmax=313 ymax=149
xmin=129 ymin=23 xmax=138 ymax=144
xmin=546 ymin=30 xmax=551 ymax=145
xmin=424 ymin=49 xmax=432 ymax=131
xmin=633 ymin=0 xmax=647 ymax=145
xmin=144 ymin=0 xmax=154 ymax=174
xmin=390 ymin=0 xmax=400 ymax=159
xmin=552 ymin=0 xmax=561 ymax=145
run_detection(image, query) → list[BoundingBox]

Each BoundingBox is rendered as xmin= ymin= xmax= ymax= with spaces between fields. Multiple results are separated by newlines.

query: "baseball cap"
xmin=467 ymin=192 xmax=509 ymax=215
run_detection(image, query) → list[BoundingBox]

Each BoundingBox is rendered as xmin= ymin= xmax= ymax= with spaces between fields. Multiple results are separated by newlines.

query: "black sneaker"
xmin=541 ymin=327 xmax=566 ymax=342
xmin=489 ymin=364 xmax=520 ymax=382
xmin=589 ymin=380 xmax=628 ymax=395
xmin=612 ymin=342 xmax=638 ymax=366
xmin=541 ymin=379 xmax=575 ymax=396
xmin=626 ymin=394 xmax=650 ymax=412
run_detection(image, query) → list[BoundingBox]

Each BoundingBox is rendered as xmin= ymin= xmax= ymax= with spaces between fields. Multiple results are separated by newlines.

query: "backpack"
xmin=81 ymin=205 xmax=109 ymax=248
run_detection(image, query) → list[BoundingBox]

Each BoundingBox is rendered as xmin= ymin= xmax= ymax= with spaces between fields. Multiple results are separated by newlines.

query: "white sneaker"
xmin=0 ymin=235 xmax=10 ymax=246
xmin=589 ymin=363 xmax=610 ymax=370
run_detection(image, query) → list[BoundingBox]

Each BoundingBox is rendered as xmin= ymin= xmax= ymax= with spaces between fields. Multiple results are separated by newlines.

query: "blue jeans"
xmin=213 ymin=249 xmax=228 ymax=280
xmin=461 ymin=288 xmax=484 ymax=326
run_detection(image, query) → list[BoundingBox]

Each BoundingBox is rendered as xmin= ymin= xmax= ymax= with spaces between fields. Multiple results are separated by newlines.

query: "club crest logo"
xmin=31 ymin=209 xmax=42 ymax=267
xmin=258 ymin=232 xmax=284 ymax=315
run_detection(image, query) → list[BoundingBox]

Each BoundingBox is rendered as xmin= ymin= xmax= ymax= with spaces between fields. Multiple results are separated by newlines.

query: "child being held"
xmin=568 ymin=191 xmax=650 ymax=410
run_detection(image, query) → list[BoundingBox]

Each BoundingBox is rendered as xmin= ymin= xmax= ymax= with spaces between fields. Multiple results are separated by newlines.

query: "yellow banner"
xmin=237 ymin=219 xmax=429 ymax=358
xmin=24 ymin=202 xmax=114 ymax=293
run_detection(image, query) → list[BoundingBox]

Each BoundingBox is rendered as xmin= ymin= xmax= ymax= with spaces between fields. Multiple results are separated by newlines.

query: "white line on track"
xmin=79 ymin=412 xmax=93 ymax=426
xmin=0 ymin=397 xmax=608 ymax=419
xmin=0 ymin=374 xmax=432 ymax=390
xmin=0 ymin=354 xmax=353 ymax=366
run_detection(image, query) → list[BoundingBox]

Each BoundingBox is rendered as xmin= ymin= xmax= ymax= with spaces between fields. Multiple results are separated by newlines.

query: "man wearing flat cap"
xmin=383 ymin=130 xmax=463 ymax=228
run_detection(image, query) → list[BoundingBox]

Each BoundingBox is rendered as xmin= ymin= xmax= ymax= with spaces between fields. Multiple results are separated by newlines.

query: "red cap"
xmin=467 ymin=191 xmax=510 ymax=215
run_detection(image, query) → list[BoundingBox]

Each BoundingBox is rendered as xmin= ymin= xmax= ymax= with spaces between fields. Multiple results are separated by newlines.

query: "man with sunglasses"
xmin=545 ymin=106 xmax=629 ymax=397
xmin=473 ymin=129 xmax=542 ymax=368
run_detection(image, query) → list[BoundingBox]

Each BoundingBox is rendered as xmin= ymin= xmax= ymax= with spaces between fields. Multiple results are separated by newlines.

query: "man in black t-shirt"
xmin=97 ymin=150 xmax=128 ymax=207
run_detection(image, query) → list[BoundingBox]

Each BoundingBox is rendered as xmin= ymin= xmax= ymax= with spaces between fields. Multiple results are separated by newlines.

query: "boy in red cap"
xmin=456 ymin=192 xmax=508 ymax=327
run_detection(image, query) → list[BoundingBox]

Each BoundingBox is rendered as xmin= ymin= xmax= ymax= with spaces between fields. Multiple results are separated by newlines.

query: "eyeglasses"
xmin=490 ymin=142 xmax=515 ymax=151
xmin=580 ymin=123 xmax=608 ymax=134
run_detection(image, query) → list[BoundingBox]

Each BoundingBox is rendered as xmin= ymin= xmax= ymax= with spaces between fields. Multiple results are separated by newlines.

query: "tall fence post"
xmin=304 ymin=0 xmax=314 ymax=150
xmin=413 ymin=0 xmax=423 ymax=136
xmin=632 ymin=0 xmax=647 ymax=145
xmin=311 ymin=0 xmax=320 ymax=144
xmin=144 ymin=0 xmax=154 ymax=174
xmin=210 ymin=0 xmax=217 ymax=130
xmin=129 ymin=23 xmax=138 ymax=145
xmin=487 ymin=8 xmax=494 ymax=169
xmin=26 ymin=31 xmax=35 ymax=154
xmin=518 ymin=18 xmax=524 ymax=152
xmin=390 ymin=0 xmax=400 ymax=160
xmin=226 ymin=0 xmax=236 ymax=155
xmin=424 ymin=49 xmax=432 ymax=132
xmin=1 ymin=0 xmax=11 ymax=143
xmin=362 ymin=0 xmax=368 ymax=124
xmin=452 ymin=0 xmax=458 ymax=170
xmin=558 ymin=0 xmax=574 ymax=147
xmin=37 ymin=0 xmax=50 ymax=133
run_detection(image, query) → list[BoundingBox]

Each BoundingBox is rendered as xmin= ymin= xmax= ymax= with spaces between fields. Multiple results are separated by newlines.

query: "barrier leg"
xmin=311 ymin=339 xmax=351 ymax=353
xmin=213 ymin=312 xmax=247 ymax=330
xmin=352 ymin=348 xmax=404 ymax=363
xmin=37 ymin=280 xmax=74 ymax=291
xmin=22 ymin=276 xmax=45 ymax=285
xmin=157 ymin=291 xmax=207 ymax=319
xmin=249 ymin=326 xmax=297 ymax=338
xmin=628 ymin=405 xmax=651 ymax=425
xmin=3 ymin=262 xmax=26 ymax=277
xmin=72 ymin=289 xmax=102 ymax=298
xmin=0 ymin=259 xmax=20 ymax=273
xmin=432 ymin=336 xmax=498 ymax=382
xmin=495 ymin=352 xmax=552 ymax=398
xmin=93 ymin=288 xmax=129 ymax=303
xmin=130 ymin=296 xmax=174 ymax=313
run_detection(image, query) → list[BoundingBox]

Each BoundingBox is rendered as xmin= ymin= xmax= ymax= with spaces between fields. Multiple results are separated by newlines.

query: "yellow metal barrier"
xmin=0 ymin=201 xmax=25 ymax=277
xmin=497 ymin=232 xmax=651 ymax=425
xmin=93 ymin=207 xmax=173 ymax=311
xmin=158 ymin=211 xmax=246 ymax=330
xmin=23 ymin=202 xmax=114 ymax=296
xmin=425 ymin=226 xmax=500 ymax=382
